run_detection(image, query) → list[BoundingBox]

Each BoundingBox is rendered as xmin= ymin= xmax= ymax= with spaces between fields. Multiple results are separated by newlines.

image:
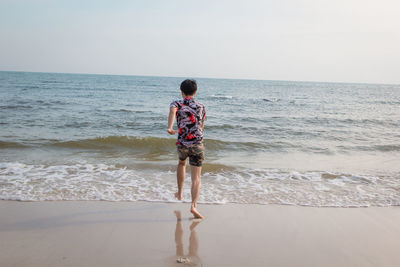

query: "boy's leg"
xmin=175 ymin=159 xmax=186 ymax=200
xmin=190 ymin=165 xmax=203 ymax=219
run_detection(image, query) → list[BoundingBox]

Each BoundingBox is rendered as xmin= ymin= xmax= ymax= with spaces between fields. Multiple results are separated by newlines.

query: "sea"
xmin=1 ymin=71 xmax=399 ymax=207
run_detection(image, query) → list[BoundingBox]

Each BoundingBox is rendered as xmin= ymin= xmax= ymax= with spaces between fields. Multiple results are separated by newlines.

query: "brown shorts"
xmin=177 ymin=144 xmax=205 ymax=167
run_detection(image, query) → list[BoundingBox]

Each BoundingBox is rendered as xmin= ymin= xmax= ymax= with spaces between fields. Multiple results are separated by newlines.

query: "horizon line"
xmin=0 ymin=69 xmax=398 ymax=86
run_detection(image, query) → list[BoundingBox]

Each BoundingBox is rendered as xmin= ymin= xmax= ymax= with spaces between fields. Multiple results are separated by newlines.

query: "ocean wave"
xmin=336 ymin=144 xmax=400 ymax=152
xmin=41 ymin=80 xmax=65 ymax=84
xmin=0 ymin=141 xmax=28 ymax=148
xmin=262 ymin=98 xmax=280 ymax=102
xmin=372 ymin=144 xmax=400 ymax=152
xmin=51 ymin=136 xmax=177 ymax=150
xmin=15 ymin=85 xmax=40 ymax=89
xmin=372 ymin=100 xmax=400 ymax=105
xmin=1 ymin=162 xmax=399 ymax=207
xmin=3 ymin=135 xmax=400 ymax=155
xmin=303 ymin=117 xmax=398 ymax=128
xmin=0 ymin=105 xmax=34 ymax=110
xmin=117 ymin=109 xmax=147 ymax=113
xmin=209 ymin=95 xmax=233 ymax=99
xmin=0 ymin=136 xmax=293 ymax=152
xmin=57 ymin=136 xmax=279 ymax=151
xmin=35 ymin=100 xmax=67 ymax=106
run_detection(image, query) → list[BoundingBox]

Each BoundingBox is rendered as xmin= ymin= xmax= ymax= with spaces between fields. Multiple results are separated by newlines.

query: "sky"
xmin=1 ymin=0 xmax=399 ymax=84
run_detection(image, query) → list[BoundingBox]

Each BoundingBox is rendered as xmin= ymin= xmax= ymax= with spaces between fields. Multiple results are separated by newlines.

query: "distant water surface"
xmin=1 ymin=71 xmax=399 ymax=206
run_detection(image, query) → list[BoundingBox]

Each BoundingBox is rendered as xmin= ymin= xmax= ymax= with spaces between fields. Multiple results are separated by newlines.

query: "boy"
xmin=167 ymin=79 xmax=206 ymax=219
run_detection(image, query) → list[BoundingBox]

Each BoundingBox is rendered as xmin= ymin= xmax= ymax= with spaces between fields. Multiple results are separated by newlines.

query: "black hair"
xmin=180 ymin=79 xmax=197 ymax=96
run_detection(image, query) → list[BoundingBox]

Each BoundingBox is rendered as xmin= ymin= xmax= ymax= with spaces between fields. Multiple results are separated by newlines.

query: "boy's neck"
xmin=182 ymin=94 xmax=194 ymax=100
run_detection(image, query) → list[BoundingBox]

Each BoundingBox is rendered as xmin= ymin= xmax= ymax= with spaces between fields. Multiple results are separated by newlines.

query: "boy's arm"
xmin=167 ymin=107 xmax=178 ymax=135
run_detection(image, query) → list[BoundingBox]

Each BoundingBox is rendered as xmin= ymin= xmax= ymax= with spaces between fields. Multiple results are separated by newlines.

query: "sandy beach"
xmin=0 ymin=201 xmax=400 ymax=266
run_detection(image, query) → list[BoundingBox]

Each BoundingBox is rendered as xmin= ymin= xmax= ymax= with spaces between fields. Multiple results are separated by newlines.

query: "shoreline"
xmin=2 ymin=198 xmax=400 ymax=208
xmin=1 ymin=200 xmax=400 ymax=266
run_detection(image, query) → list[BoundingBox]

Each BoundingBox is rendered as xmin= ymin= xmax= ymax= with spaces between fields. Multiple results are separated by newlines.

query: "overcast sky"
xmin=1 ymin=0 xmax=399 ymax=84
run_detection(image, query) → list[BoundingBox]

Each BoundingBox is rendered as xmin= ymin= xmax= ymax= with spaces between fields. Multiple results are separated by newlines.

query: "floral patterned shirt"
xmin=170 ymin=97 xmax=206 ymax=146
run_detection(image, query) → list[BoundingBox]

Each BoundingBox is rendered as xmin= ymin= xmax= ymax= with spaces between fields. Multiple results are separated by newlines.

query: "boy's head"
xmin=180 ymin=79 xmax=197 ymax=96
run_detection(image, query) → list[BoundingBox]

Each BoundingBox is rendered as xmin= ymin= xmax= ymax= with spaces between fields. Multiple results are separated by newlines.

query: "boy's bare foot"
xmin=175 ymin=192 xmax=183 ymax=200
xmin=190 ymin=206 xmax=204 ymax=219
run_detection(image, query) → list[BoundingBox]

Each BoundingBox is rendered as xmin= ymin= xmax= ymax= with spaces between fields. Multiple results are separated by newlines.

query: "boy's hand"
xmin=167 ymin=128 xmax=178 ymax=135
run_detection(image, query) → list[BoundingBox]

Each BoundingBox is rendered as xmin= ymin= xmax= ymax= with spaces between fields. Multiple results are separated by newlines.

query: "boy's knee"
xmin=178 ymin=160 xmax=187 ymax=166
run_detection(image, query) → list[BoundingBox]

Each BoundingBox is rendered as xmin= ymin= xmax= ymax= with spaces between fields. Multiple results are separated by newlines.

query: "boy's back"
xmin=170 ymin=97 xmax=206 ymax=146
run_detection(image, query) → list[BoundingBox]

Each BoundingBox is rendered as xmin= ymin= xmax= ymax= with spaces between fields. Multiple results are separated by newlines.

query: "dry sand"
xmin=1 ymin=200 xmax=400 ymax=267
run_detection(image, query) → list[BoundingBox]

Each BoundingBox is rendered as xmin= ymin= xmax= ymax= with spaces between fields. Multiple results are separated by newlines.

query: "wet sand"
xmin=1 ymin=200 xmax=400 ymax=267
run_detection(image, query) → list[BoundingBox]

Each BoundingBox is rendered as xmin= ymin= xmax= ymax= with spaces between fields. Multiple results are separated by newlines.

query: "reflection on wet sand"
xmin=168 ymin=210 xmax=201 ymax=266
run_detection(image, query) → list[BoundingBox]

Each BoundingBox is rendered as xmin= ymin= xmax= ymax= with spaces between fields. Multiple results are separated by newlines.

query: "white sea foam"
xmin=1 ymin=162 xmax=399 ymax=207
xmin=210 ymin=94 xmax=233 ymax=99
